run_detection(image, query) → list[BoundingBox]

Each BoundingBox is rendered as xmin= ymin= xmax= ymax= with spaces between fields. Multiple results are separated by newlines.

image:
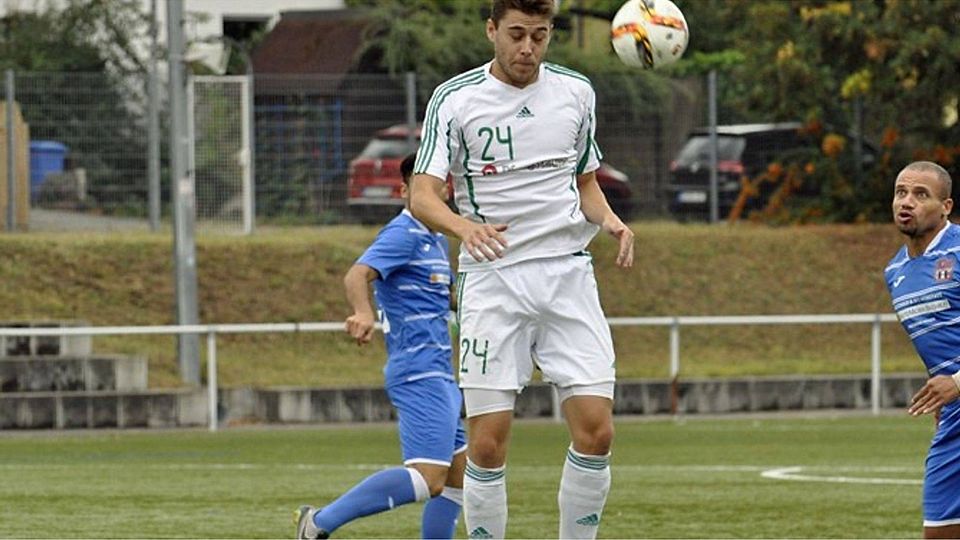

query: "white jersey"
xmin=414 ymin=60 xmax=603 ymax=272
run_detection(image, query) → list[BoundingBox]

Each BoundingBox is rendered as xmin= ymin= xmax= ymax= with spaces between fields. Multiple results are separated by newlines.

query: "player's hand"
xmin=457 ymin=222 xmax=508 ymax=262
xmin=345 ymin=312 xmax=375 ymax=345
xmin=603 ymin=216 xmax=634 ymax=268
xmin=908 ymin=375 xmax=960 ymax=416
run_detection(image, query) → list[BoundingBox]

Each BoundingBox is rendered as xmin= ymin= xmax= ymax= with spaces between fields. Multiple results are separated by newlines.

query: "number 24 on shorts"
xmin=460 ymin=337 xmax=490 ymax=375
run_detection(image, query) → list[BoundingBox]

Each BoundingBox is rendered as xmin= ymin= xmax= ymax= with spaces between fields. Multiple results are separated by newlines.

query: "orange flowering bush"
xmin=766 ymin=162 xmax=783 ymax=180
xmin=880 ymin=127 xmax=899 ymax=149
xmin=726 ymin=121 xmax=960 ymax=225
xmin=821 ymin=134 xmax=846 ymax=158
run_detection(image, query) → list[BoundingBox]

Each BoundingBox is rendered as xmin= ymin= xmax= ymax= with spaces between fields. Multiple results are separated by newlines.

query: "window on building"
xmin=223 ymin=16 xmax=268 ymax=44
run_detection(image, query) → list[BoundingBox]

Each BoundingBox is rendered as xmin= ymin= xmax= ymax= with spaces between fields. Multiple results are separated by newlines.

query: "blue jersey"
xmin=885 ymin=223 xmax=960 ymax=444
xmin=357 ymin=209 xmax=454 ymax=387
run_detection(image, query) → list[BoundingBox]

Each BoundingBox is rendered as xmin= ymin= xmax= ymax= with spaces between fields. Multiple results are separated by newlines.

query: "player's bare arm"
xmin=908 ymin=373 xmax=960 ymax=416
xmin=409 ymin=173 xmax=509 ymax=263
xmin=577 ymin=170 xmax=635 ymax=268
xmin=342 ymin=263 xmax=379 ymax=345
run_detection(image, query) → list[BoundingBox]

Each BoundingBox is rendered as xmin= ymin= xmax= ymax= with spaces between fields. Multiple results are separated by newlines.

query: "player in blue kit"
xmin=295 ymin=154 xmax=467 ymax=540
xmin=885 ymin=160 xmax=960 ymax=539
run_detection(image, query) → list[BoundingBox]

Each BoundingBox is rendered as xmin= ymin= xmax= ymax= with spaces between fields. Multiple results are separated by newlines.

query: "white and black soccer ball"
xmin=610 ymin=0 xmax=689 ymax=69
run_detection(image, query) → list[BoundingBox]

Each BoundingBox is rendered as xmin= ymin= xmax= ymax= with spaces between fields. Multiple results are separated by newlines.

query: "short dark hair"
xmin=490 ymin=0 xmax=555 ymax=25
xmin=400 ymin=153 xmax=417 ymax=185
xmin=900 ymin=160 xmax=953 ymax=200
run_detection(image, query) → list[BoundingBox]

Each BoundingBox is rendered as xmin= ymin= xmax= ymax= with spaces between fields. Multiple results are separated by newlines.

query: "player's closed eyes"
xmin=508 ymin=31 xmax=547 ymax=42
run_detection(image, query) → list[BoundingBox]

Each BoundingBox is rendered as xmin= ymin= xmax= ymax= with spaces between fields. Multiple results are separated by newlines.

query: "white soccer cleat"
xmin=293 ymin=505 xmax=329 ymax=539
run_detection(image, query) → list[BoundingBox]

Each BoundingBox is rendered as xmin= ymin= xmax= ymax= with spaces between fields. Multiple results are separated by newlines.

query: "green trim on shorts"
xmin=455 ymin=272 xmax=467 ymax=326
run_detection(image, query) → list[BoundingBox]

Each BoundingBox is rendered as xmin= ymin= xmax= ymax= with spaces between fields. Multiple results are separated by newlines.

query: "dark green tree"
xmin=347 ymin=0 xmax=670 ymax=117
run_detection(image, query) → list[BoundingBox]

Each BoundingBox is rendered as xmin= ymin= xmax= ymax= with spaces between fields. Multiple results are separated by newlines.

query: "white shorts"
xmin=456 ymin=253 xmax=615 ymax=413
xmin=463 ymin=383 xmax=615 ymax=418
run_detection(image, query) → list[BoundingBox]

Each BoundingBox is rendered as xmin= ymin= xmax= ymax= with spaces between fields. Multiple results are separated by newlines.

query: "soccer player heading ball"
xmin=409 ymin=0 xmax=635 ymax=538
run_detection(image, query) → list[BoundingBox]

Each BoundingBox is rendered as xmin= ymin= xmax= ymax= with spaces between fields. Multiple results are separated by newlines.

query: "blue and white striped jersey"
xmin=358 ymin=209 xmax=454 ymax=388
xmin=885 ymin=223 xmax=960 ymax=443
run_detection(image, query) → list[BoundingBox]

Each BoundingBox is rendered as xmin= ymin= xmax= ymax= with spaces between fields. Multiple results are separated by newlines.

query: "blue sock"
xmin=421 ymin=489 xmax=462 ymax=539
xmin=313 ymin=467 xmax=417 ymax=534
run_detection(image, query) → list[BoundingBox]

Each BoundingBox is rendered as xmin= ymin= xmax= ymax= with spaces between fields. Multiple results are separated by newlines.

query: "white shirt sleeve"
xmin=574 ymin=85 xmax=603 ymax=175
xmin=414 ymin=86 xmax=460 ymax=182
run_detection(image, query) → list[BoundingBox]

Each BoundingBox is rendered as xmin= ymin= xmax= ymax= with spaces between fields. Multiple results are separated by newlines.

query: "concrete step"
xmin=0 ymin=374 xmax=929 ymax=430
xmin=0 ymin=389 xmax=206 ymax=429
xmin=0 ymin=321 xmax=92 ymax=357
xmin=220 ymin=373 xmax=929 ymax=425
xmin=0 ymin=355 xmax=147 ymax=393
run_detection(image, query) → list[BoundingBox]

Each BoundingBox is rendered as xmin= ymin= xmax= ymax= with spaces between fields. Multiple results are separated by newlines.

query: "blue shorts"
xmin=387 ymin=377 xmax=467 ymax=466
xmin=924 ymin=428 xmax=960 ymax=527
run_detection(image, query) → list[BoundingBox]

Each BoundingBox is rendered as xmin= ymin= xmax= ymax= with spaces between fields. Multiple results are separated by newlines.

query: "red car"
xmin=347 ymin=125 xmax=633 ymax=223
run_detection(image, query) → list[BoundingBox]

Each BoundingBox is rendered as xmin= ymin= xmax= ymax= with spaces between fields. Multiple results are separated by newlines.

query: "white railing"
xmin=0 ymin=314 xmax=902 ymax=431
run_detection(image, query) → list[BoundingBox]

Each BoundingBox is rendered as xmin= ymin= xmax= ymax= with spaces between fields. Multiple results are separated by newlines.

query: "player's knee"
xmin=468 ymin=435 xmax=507 ymax=467
xmin=411 ymin=464 xmax=450 ymax=498
xmin=425 ymin=476 xmax=447 ymax=498
xmin=573 ymin=422 xmax=614 ymax=455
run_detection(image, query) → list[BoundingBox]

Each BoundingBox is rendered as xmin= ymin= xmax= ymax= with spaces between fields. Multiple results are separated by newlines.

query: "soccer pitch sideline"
xmin=0 ymin=414 xmax=930 ymax=539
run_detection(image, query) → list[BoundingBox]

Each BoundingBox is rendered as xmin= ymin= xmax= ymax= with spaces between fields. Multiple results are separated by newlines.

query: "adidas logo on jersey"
xmin=516 ymin=106 xmax=534 ymax=118
xmin=469 ymin=527 xmax=494 ymax=539
xmin=575 ymin=513 xmax=600 ymax=526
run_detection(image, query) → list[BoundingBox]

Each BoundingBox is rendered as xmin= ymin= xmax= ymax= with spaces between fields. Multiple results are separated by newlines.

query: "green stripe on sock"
xmin=465 ymin=462 xmax=505 ymax=482
xmin=566 ymin=449 xmax=609 ymax=471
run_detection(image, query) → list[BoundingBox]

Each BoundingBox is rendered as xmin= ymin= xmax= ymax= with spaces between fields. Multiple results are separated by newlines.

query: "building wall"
xmin=155 ymin=0 xmax=346 ymax=42
xmin=0 ymin=0 xmax=345 ymax=56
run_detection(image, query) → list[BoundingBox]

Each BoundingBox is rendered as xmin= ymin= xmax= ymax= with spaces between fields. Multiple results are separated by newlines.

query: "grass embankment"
xmin=0 ymin=223 xmax=917 ymax=388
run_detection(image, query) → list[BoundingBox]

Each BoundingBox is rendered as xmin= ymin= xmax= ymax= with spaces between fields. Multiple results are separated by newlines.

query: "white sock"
xmin=463 ymin=458 xmax=507 ymax=539
xmin=439 ymin=486 xmax=464 ymax=505
xmin=558 ymin=446 xmax=610 ymax=540
xmin=407 ymin=467 xmax=431 ymax=502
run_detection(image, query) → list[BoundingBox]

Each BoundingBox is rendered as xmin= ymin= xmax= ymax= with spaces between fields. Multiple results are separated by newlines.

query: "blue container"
xmin=29 ymin=140 xmax=68 ymax=199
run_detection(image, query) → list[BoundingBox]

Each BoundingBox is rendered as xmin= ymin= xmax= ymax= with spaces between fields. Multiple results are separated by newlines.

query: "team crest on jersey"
xmin=935 ymin=257 xmax=954 ymax=281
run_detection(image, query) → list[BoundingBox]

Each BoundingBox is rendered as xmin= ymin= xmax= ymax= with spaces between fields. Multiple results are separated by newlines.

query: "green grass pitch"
xmin=0 ymin=413 xmax=932 ymax=538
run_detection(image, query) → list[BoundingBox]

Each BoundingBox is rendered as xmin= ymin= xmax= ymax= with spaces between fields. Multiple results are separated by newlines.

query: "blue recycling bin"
xmin=29 ymin=140 xmax=68 ymax=199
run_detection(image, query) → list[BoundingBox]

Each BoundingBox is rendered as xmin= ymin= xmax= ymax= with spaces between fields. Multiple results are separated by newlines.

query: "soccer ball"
xmin=610 ymin=0 xmax=689 ymax=69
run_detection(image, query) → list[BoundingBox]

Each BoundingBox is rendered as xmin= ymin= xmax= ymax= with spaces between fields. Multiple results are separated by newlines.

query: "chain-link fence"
xmin=4 ymin=69 xmax=726 ymax=232
xmin=14 ymin=72 xmax=155 ymax=231
xmin=189 ymin=75 xmax=252 ymax=233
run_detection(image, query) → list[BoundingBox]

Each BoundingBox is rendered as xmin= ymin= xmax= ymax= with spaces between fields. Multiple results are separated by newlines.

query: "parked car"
xmin=665 ymin=122 xmax=876 ymax=220
xmin=347 ymin=124 xmax=633 ymax=223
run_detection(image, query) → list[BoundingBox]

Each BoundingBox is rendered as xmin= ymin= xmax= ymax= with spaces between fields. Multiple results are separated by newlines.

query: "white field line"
xmin=760 ymin=466 xmax=922 ymax=485
xmin=0 ymin=463 xmax=769 ymax=472
xmin=0 ymin=462 xmax=922 ymax=481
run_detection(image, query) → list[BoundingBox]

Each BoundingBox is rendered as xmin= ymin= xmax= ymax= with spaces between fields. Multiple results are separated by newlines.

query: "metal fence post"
xmin=244 ymin=71 xmax=255 ymax=235
xmin=5 ymin=69 xmax=15 ymax=232
xmin=670 ymin=318 xmax=681 ymax=415
xmin=147 ymin=0 xmax=161 ymax=232
xmin=207 ymin=331 xmax=218 ymax=431
xmin=167 ymin=0 xmax=201 ymax=385
xmin=707 ymin=69 xmax=719 ymax=224
xmin=871 ymin=315 xmax=882 ymax=415
xmin=404 ymin=71 xmax=417 ymax=148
